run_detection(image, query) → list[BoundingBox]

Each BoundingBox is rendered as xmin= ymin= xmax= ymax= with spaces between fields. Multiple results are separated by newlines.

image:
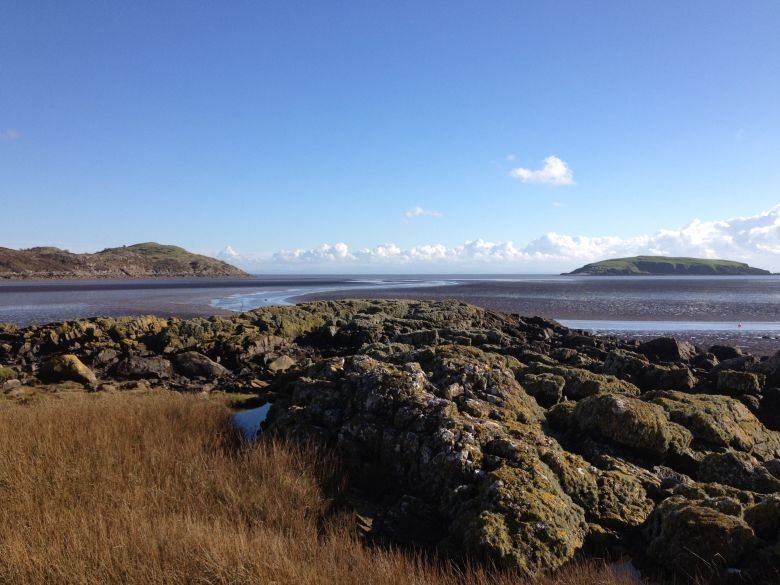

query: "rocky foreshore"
xmin=1 ymin=299 xmax=780 ymax=583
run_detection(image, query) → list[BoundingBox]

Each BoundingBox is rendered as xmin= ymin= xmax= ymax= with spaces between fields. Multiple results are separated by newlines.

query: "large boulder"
xmin=38 ymin=354 xmax=97 ymax=386
xmin=698 ymin=452 xmax=780 ymax=493
xmin=264 ymin=353 xmax=611 ymax=574
xmin=173 ymin=351 xmax=229 ymax=379
xmin=753 ymin=351 xmax=780 ymax=387
xmin=111 ymin=356 xmax=173 ymax=380
xmin=573 ymin=393 xmax=691 ymax=458
xmin=638 ymin=337 xmax=697 ymax=363
xmin=524 ymin=364 xmax=640 ymax=400
xmin=647 ymin=391 xmax=780 ymax=461
xmin=717 ymin=370 xmax=765 ymax=396
xmin=744 ymin=496 xmax=780 ymax=539
xmin=644 ymin=498 xmax=757 ymax=580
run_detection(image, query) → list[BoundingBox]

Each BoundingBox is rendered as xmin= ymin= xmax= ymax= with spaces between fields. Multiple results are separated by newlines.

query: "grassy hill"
xmin=566 ymin=255 xmax=771 ymax=276
xmin=0 ymin=242 xmax=248 ymax=279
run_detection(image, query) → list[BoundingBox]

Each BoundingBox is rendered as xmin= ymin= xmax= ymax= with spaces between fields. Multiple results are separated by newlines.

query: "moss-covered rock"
xmin=644 ymin=499 xmax=757 ymax=579
xmin=717 ymin=370 xmax=766 ymax=396
xmin=647 ymin=390 xmax=780 ymax=461
xmin=528 ymin=364 xmax=640 ymax=400
xmin=744 ymin=496 xmax=780 ymax=540
xmin=458 ymin=457 xmax=588 ymax=573
xmin=574 ymin=393 xmax=691 ymax=457
xmin=38 ymin=354 xmax=97 ymax=386
xmin=698 ymin=451 xmax=780 ymax=493
xmin=521 ymin=373 xmax=565 ymax=407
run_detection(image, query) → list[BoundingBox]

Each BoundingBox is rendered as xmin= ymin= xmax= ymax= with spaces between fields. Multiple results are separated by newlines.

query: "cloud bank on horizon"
xmin=218 ymin=205 xmax=780 ymax=273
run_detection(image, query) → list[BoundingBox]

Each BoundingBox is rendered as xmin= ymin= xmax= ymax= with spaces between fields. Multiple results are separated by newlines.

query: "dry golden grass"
xmin=0 ymin=391 xmax=659 ymax=584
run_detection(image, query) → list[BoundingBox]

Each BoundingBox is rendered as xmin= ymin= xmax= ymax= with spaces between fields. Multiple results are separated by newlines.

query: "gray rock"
xmin=173 ymin=351 xmax=230 ymax=379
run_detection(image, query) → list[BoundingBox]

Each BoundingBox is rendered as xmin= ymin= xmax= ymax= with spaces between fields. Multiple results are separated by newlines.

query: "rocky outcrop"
xmin=2 ymin=299 xmax=780 ymax=583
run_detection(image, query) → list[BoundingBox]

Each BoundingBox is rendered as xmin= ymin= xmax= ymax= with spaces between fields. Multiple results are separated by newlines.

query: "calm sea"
xmin=1 ymin=275 xmax=779 ymax=354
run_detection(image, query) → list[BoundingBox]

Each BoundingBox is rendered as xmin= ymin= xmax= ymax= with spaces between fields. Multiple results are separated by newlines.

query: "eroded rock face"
xmin=2 ymin=299 xmax=780 ymax=583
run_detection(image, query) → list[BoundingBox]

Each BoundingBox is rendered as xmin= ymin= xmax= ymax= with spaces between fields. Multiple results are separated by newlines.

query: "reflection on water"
xmin=209 ymin=278 xmax=456 ymax=311
xmin=232 ymin=403 xmax=272 ymax=440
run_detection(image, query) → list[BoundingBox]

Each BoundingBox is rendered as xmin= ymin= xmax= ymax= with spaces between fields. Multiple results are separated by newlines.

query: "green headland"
xmin=566 ymin=255 xmax=771 ymax=276
xmin=0 ymin=242 xmax=248 ymax=279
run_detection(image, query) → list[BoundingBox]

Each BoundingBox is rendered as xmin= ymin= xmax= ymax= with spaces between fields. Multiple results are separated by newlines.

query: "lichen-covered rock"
xmin=744 ymin=495 xmax=780 ymax=539
xmin=265 ymin=353 xmax=588 ymax=573
xmin=641 ymin=364 xmax=697 ymax=392
xmin=573 ymin=393 xmax=691 ymax=458
xmin=38 ymin=354 xmax=97 ymax=386
xmin=647 ymin=390 xmax=780 ymax=461
xmin=456 ymin=457 xmax=588 ymax=573
xmin=111 ymin=356 xmax=173 ymax=380
xmin=527 ymin=364 xmax=640 ymax=400
xmin=520 ymin=373 xmax=565 ymax=407
xmin=698 ymin=451 xmax=780 ymax=493
xmin=717 ymin=369 xmax=766 ymax=396
xmin=601 ymin=348 xmax=649 ymax=381
xmin=644 ymin=498 xmax=757 ymax=580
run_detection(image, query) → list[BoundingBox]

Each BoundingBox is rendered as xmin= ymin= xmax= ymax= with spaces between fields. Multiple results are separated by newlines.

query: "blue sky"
xmin=1 ymin=1 xmax=779 ymax=272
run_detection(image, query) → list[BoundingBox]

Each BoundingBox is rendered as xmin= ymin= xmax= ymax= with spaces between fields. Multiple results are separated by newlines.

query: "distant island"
xmin=565 ymin=255 xmax=771 ymax=276
xmin=0 ymin=242 xmax=248 ymax=279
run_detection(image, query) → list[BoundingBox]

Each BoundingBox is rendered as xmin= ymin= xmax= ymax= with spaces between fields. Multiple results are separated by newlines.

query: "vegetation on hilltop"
xmin=0 ymin=242 xmax=248 ymax=279
xmin=566 ymin=255 xmax=771 ymax=276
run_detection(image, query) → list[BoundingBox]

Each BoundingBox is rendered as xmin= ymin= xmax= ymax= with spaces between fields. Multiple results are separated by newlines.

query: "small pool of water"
xmin=232 ymin=403 xmax=271 ymax=440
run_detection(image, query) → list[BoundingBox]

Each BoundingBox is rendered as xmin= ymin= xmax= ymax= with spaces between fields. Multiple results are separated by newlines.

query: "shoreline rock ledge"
xmin=1 ymin=299 xmax=780 ymax=582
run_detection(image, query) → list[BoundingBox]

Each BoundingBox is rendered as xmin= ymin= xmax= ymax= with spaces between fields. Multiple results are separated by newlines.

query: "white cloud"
xmin=274 ymin=242 xmax=354 ymax=263
xmin=403 ymin=206 xmax=443 ymax=220
xmin=510 ymin=155 xmax=574 ymax=186
xmin=220 ymin=205 xmax=780 ymax=273
xmin=0 ymin=129 xmax=21 ymax=142
xmin=218 ymin=245 xmax=240 ymax=260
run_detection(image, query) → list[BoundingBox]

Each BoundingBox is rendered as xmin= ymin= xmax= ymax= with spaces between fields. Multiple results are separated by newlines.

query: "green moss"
xmin=0 ymin=366 xmax=16 ymax=381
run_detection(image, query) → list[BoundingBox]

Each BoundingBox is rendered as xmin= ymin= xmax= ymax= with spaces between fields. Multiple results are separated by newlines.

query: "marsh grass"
xmin=0 ymin=391 xmax=665 ymax=584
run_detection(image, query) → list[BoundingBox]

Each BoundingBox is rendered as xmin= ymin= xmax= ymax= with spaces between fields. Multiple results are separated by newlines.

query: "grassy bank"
xmin=0 ymin=391 xmax=658 ymax=584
